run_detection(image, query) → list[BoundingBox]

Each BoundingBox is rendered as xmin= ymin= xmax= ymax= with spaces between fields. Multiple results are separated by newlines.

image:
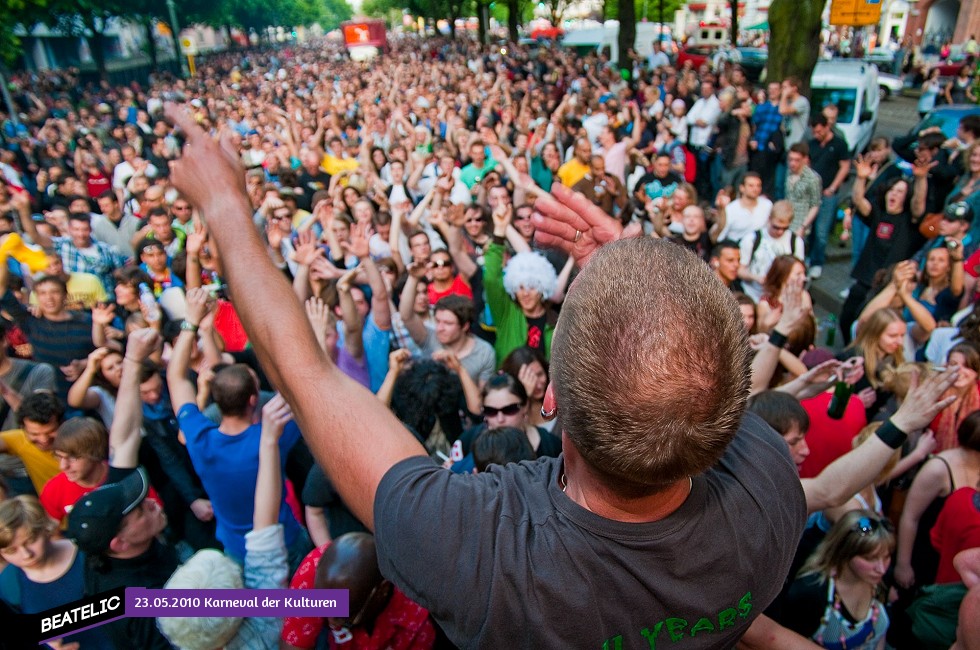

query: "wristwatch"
xmin=180 ymin=321 xmax=199 ymax=333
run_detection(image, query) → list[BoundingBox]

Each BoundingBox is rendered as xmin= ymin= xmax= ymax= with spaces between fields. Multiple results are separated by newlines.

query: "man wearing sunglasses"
xmin=738 ymin=201 xmax=805 ymax=302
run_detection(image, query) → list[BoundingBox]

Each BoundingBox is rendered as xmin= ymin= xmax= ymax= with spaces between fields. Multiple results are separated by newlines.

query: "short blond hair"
xmin=0 ymin=495 xmax=57 ymax=550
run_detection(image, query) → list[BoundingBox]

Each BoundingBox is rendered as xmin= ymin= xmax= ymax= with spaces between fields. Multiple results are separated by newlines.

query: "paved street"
xmin=809 ymin=93 xmax=921 ymax=347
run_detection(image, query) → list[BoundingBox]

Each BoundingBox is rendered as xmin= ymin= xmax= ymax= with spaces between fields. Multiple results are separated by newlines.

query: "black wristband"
xmin=875 ymin=420 xmax=908 ymax=450
xmin=492 ymin=235 xmax=506 ymax=245
xmin=768 ymin=330 xmax=789 ymax=349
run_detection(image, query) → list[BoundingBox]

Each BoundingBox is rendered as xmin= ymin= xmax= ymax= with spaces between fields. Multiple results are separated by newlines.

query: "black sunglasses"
xmin=431 ymin=259 xmax=452 ymax=268
xmin=483 ymin=403 xmax=523 ymax=418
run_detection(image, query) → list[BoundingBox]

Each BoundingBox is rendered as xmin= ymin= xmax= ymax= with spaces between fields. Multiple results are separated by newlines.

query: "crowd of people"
xmin=0 ymin=32 xmax=978 ymax=650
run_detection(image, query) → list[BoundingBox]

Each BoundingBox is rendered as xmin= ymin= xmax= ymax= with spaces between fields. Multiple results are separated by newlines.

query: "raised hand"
xmin=891 ymin=367 xmax=959 ymax=433
xmin=291 ymin=230 xmax=323 ymax=267
xmin=388 ymin=348 xmax=412 ymax=375
xmin=91 ymin=303 xmax=116 ymax=326
xmin=533 ymin=183 xmax=624 ymax=268
xmin=126 ymin=328 xmax=162 ymax=362
xmin=184 ymin=287 xmax=215 ymax=326
xmin=165 ymin=103 xmax=247 ymax=218
xmin=260 ymin=393 xmax=293 ymax=442
xmin=854 ymin=154 xmax=875 ymax=180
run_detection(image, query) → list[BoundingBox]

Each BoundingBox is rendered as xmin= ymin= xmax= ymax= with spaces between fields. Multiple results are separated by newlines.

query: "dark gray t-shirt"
xmin=374 ymin=412 xmax=806 ymax=649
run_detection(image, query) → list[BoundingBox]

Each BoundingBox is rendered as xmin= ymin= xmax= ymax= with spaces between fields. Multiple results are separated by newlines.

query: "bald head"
xmin=551 ymin=239 xmax=750 ymax=495
xmin=315 ymin=532 xmax=387 ymax=624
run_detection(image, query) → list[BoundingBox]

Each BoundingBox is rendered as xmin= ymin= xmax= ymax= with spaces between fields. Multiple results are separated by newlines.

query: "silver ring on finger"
xmin=574 ymin=230 xmax=582 ymax=243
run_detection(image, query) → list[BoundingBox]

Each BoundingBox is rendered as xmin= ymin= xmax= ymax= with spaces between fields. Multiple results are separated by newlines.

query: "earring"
xmin=541 ymin=406 xmax=557 ymax=420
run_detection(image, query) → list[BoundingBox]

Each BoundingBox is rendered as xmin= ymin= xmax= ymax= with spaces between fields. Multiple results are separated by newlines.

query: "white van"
xmin=560 ymin=21 xmax=672 ymax=63
xmin=810 ymin=60 xmax=880 ymax=154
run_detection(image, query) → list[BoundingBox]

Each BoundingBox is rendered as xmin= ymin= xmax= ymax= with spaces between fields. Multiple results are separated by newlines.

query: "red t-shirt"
xmin=214 ymin=299 xmax=249 ymax=353
xmin=281 ymin=545 xmax=435 ymax=650
xmin=427 ymin=275 xmax=472 ymax=306
xmin=931 ymin=487 xmax=980 ymax=584
xmin=798 ymin=391 xmax=868 ymax=479
xmin=40 ymin=468 xmax=164 ymax=524
xmin=86 ymin=173 xmax=111 ymax=199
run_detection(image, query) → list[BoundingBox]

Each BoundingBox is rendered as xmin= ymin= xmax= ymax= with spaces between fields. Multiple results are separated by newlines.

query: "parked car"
xmin=878 ymin=72 xmax=904 ymax=100
xmin=930 ymin=53 xmax=975 ymax=78
xmin=735 ymin=47 xmax=767 ymax=82
xmin=676 ymin=44 xmax=716 ymax=70
xmin=909 ymin=105 xmax=980 ymax=139
xmin=863 ymin=47 xmax=896 ymax=69
xmin=810 ymin=60 xmax=880 ymax=153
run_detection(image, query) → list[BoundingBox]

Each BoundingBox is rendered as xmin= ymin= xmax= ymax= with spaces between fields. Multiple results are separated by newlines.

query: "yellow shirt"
xmin=557 ymin=158 xmax=590 ymax=188
xmin=320 ymin=154 xmax=360 ymax=177
xmin=0 ymin=429 xmax=60 ymax=495
xmin=30 ymin=272 xmax=108 ymax=311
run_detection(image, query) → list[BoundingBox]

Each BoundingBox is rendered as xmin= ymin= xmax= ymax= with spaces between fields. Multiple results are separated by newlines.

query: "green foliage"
xmin=1 ymin=0 xmax=48 ymax=65
xmin=634 ymin=0 xmax=682 ymax=23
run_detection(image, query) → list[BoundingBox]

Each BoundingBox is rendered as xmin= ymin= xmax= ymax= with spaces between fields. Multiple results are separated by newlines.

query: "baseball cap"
xmin=67 ymin=467 xmax=149 ymax=556
xmin=944 ymin=201 xmax=974 ymax=223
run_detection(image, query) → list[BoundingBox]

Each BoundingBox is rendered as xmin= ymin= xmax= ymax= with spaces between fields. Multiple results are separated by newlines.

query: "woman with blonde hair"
xmin=0 ymin=495 xmax=111 ymax=648
xmin=842 ymin=308 xmax=908 ymax=419
xmin=930 ymin=342 xmax=980 ymax=451
xmin=778 ymin=510 xmax=895 ymax=649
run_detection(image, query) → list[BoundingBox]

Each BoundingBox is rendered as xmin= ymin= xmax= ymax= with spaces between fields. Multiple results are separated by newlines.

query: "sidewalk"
xmin=809 ymin=236 xmax=854 ymax=350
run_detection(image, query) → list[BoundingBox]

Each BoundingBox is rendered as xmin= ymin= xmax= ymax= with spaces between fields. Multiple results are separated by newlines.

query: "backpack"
xmin=748 ymin=229 xmax=799 ymax=266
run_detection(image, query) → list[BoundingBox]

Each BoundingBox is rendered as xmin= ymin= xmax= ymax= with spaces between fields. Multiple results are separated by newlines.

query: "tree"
xmin=1 ymin=0 xmax=49 ymax=66
xmin=49 ymin=0 xmax=135 ymax=80
xmin=616 ymin=0 xmax=635 ymax=69
xmin=767 ymin=0 xmax=826 ymax=95
xmin=634 ymin=0 xmax=682 ymax=24
xmin=544 ymin=0 xmax=572 ymax=28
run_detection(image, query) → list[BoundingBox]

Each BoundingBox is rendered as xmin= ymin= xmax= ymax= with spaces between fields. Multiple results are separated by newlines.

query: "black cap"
xmin=66 ymin=467 xmax=149 ymax=556
xmin=944 ymin=201 xmax=974 ymax=223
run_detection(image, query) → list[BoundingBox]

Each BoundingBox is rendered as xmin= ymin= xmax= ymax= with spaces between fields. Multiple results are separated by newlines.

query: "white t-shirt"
xmin=721 ymin=198 xmax=774 ymax=244
xmin=739 ymin=228 xmax=806 ymax=302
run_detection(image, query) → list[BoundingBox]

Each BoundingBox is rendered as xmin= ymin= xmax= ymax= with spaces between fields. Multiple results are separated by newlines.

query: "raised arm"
xmin=166 ymin=287 xmax=213 ymax=413
xmin=851 ymin=156 xmax=874 ymax=218
xmin=346 ymin=223 xmax=390 ymax=330
xmin=801 ymin=368 xmax=958 ymax=514
xmin=110 ymin=329 xmax=159 ymax=469
xmin=168 ymin=104 xmax=428 ymax=528
xmin=67 ymin=348 xmax=111 ymax=410
xmin=11 ymin=191 xmax=51 ymax=249
xmin=255 ymin=394 xmax=292 ymax=531
xmin=337 ymin=268 xmax=365 ymax=362
xmin=398 ymin=265 xmax=430 ymax=346
xmin=910 ymin=159 xmax=933 ymax=221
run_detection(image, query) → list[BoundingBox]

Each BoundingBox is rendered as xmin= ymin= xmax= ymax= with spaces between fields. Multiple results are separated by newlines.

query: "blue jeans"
xmin=851 ymin=217 xmax=870 ymax=269
xmin=808 ymin=193 xmax=839 ymax=267
xmin=774 ymin=161 xmax=787 ymax=201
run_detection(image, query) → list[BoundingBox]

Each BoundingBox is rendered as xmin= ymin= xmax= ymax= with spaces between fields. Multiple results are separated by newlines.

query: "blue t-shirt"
xmin=337 ymin=312 xmax=391 ymax=393
xmin=176 ymin=403 xmax=302 ymax=560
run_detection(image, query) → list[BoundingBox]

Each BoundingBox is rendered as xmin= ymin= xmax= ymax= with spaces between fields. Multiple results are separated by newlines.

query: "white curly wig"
xmin=503 ymin=252 xmax=559 ymax=301
xmin=157 ymin=549 xmax=244 ymax=650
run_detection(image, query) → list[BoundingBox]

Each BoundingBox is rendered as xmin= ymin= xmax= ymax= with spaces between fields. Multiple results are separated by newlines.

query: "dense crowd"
xmin=0 ymin=33 xmax=978 ymax=650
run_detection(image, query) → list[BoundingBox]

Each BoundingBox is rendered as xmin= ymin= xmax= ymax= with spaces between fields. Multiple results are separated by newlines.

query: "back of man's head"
xmin=211 ymin=364 xmax=258 ymax=418
xmin=473 ymin=426 xmax=536 ymax=472
xmin=551 ymin=239 xmax=749 ymax=495
xmin=747 ymin=391 xmax=809 ymax=436
xmin=316 ymin=532 xmax=391 ymax=628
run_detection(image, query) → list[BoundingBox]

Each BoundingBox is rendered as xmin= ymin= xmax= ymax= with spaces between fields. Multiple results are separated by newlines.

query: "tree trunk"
xmin=86 ymin=18 xmax=108 ymax=81
xmin=449 ymin=14 xmax=457 ymax=39
xmin=225 ymin=25 xmax=237 ymax=50
xmin=617 ymin=0 xmax=635 ymax=69
xmin=478 ymin=1 xmax=488 ymax=44
xmin=507 ymin=0 xmax=519 ymax=42
xmin=144 ymin=20 xmax=158 ymax=70
xmin=729 ymin=0 xmax=738 ymax=46
xmin=767 ymin=0 xmax=826 ymax=95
